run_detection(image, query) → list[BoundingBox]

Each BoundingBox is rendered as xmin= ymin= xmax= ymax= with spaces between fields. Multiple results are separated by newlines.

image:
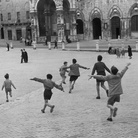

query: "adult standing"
xmin=21 ymin=49 xmax=25 ymax=63
xmin=23 ymin=49 xmax=28 ymax=63
xmin=67 ymin=58 xmax=90 ymax=93
xmin=6 ymin=42 xmax=10 ymax=51
xmin=128 ymin=45 xmax=132 ymax=59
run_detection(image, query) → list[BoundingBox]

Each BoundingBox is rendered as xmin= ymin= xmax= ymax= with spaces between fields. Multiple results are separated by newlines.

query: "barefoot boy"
xmin=30 ymin=74 xmax=64 ymax=113
xmin=90 ymin=63 xmax=131 ymax=121
xmin=2 ymin=73 xmax=16 ymax=102
xmin=89 ymin=55 xmax=110 ymax=99
xmin=59 ymin=61 xmax=69 ymax=85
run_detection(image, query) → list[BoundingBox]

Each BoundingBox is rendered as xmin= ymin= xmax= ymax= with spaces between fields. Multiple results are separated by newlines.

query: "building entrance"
xmin=92 ymin=18 xmax=101 ymax=39
xmin=76 ymin=19 xmax=84 ymax=34
xmin=1 ymin=27 xmax=4 ymax=39
xmin=111 ymin=16 xmax=121 ymax=39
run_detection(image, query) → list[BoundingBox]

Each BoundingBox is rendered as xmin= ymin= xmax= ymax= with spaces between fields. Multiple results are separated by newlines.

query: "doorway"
xmin=1 ymin=27 xmax=4 ymax=39
xmin=92 ymin=18 xmax=102 ymax=39
xmin=111 ymin=16 xmax=121 ymax=39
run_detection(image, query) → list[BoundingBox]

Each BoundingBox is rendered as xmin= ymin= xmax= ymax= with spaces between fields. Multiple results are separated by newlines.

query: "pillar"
xmin=56 ymin=9 xmax=65 ymax=42
xmin=70 ymin=9 xmax=77 ymax=41
xmin=30 ymin=10 xmax=37 ymax=49
xmin=44 ymin=8 xmax=51 ymax=42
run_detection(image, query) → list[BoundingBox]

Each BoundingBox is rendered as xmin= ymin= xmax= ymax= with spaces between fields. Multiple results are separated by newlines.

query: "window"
xmin=26 ymin=11 xmax=30 ymax=19
xmin=17 ymin=12 xmax=20 ymax=22
xmin=8 ymin=12 xmax=11 ymax=20
xmin=1 ymin=14 xmax=3 ymax=21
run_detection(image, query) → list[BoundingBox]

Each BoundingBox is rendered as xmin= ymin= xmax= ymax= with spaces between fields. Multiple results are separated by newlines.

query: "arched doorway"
xmin=131 ymin=15 xmax=138 ymax=37
xmin=37 ymin=0 xmax=56 ymax=41
xmin=1 ymin=27 xmax=4 ymax=39
xmin=92 ymin=18 xmax=101 ymax=39
xmin=76 ymin=19 xmax=84 ymax=34
xmin=111 ymin=16 xmax=121 ymax=39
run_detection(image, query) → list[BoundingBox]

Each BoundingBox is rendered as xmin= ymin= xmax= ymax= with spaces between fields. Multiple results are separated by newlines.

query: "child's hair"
xmin=97 ymin=55 xmax=102 ymax=61
xmin=64 ymin=61 xmax=67 ymax=65
xmin=111 ymin=66 xmax=118 ymax=75
xmin=4 ymin=73 xmax=9 ymax=79
xmin=72 ymin=58 xmax=77 ymax=63
xmin=47 ymin=74 xmax=53 ymax=79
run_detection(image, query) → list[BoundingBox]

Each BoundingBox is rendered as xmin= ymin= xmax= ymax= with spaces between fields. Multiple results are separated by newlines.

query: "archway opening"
xmin=1 ymin=27 xmax=4 ymax=39
xmin=37 ymin=0 xmax=56 ymax=40
xmin=92 ymin=18 xmax=101 ymax=39
xmin=76 ymin=19 xmax=84 ymax=34
xmin=111 ymin=16 xmax=121 ymax=39
xmin=131 ymin=15 xmax=138 ymax=38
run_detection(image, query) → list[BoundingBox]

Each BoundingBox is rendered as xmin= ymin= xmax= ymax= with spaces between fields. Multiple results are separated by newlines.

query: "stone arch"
xmin=108 ymin=6 xmax=123 ymax=39
xmin=128 ymin=3 xmax=138 ymax=17
xmin=89 ymin=7 xmax=103 ymax=21
xmin=24 ymin=2 xmax=30 ymax=10
xmin=89 ymin=8 xmax=102 ymax=39
xmin=108 ymin=5 xmax=123 ymax=19
xmin=37 ymin=0 xmax=56 ymax=37
xmin=128 ymin=3 xmax=138 ymax=38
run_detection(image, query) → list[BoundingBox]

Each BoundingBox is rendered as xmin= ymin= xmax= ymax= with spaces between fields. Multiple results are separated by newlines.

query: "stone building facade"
xmin=0 ymin=0 xmax=31 ymax=41
xmin=80 ymin=0 xmax=138 ymax=40
xmin=0 ymin=0 xmax=138 ymax=43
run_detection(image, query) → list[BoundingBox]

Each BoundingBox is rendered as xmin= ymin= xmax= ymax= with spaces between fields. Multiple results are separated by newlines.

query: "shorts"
xmin=107 ymin=95 xmax=120 ymax=106
xmin=5 ymin=88 xmax=12 ymax=93
xmin=96 ymin=79 xmax=105 ymax=83
xmin=43 ymin=89 xmax=53 ymax=100
xmin=70 ymin=75 xmax=78 ymax=82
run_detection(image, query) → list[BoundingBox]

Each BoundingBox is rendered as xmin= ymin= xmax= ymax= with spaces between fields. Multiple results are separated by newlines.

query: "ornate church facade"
xmin=0 ymin=0 xmax=138 ymax=42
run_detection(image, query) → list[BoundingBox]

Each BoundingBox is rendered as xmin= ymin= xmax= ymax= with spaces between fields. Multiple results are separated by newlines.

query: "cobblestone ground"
xmin=0 ymin=47 xmax=137 ymax=138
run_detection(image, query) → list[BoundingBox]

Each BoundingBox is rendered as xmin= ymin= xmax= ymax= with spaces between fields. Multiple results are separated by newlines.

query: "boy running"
xmin=67 ymin=58 xmax=90 ymax=93
xmin=89 ymin=55 xmax=110 ymax=99
xmin=90 ymin=63 xmax=131 ymax=121
xmin=30 ymin=74 xmax=64 ymax=113
xmin=59 ymin=61 xmax=69 ymax=85
xmin=2 ymin=73 xmax=16 ymax=102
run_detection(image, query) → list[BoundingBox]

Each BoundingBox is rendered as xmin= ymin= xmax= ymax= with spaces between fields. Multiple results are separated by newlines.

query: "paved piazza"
xmin=0 ymin=46 xmax=137 ymax=138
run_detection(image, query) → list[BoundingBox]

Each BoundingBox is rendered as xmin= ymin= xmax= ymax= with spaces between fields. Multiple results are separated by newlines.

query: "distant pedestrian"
xmin=128 ymin=45 xmax=132 ymax=59
xmin=2 ymin=73 xmax=16 ymax=102
xmin=6 ymin=42 xmax=10 ymax=51
xmin=23 ymin=49 xmax=28 ymax=63
xmin=67 ymin=58 xmax=90 ymax=93
xmin=54 ymin=39 xmax=58 ymax=49
xmin=89 ymin=55 xmax=110 ymax=99
xmin=21 ymin=49 xmax=25 ymax=63
xmin=59 ymin=61 xmax=69 ymax=85
xmin=90 ymin=63 xmax=131 ymax=121
xmin=45 ymin=36 xmax=48 ymax=46
xmin=30 ymin=74 xmax=64 ymax=113
xmin=116 ymin=48 xmax=121 ymax=58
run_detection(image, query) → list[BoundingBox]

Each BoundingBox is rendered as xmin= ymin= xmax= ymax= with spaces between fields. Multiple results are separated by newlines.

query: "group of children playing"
xmin=1 ymin=55 xmax=131 ymax=122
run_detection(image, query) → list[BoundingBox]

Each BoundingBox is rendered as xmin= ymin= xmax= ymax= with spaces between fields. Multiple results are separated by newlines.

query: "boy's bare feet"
xmin=107 ymin=117 xmax=113 ymax=121
xmin=113 ymin=107 xmax=118 ymax=117
xmin=41 ymin=109 xmax=45 ymax=113
xmin=50 ymin=105 xmax=55 ymax=113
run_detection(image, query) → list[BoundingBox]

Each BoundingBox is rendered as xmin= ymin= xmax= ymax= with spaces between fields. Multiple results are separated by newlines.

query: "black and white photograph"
xmin=0 ymin=0 xmax=138 ymax=137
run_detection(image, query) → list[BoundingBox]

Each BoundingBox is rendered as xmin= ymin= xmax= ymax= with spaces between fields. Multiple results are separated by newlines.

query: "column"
xmin=30 ymin=10 xmax=37 ymax=49
xmin=57 ymin=10 xmax=64 ymax=42
xmin=70 ymin=9 xmax=77 ymax=41
xmin=44 ymin=9 xmax=51 ymax=42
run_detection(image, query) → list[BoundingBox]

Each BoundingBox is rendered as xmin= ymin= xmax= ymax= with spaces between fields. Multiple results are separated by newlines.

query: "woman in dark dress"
xmin=128 ymin=45 xmax=132 ymax=59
